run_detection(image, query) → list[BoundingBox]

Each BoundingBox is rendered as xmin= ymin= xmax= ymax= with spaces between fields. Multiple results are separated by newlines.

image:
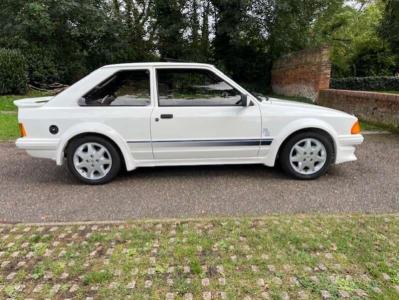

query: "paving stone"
xmin=382 ymin=273 xmax=391 ymax=281
xmin=69 ymin=284 xmax=79 ymax=293
xmin=218 ymin=277 xmax=226 ymax=285
xmin=272 ymin=277 xmax=282 ymax=285
xmin=26 ymin=251 xmax=34 ymax=259
xmin=325 ymin=253 xmax=333 ymax=259
xmin=6 ymin=272 xmax=16 ymax=281
xmin=150 ymin=257 xmax=156 ymax=264
xmin=60 ymin=272 xmax=69 ymax=279
xmin=303 ymin=266 xmax=312 ymax=272
xmin=11 ymin=251 xmax=20 ymax=257
xmin=44 ymin=272 xmax=53 ymax=280
xmin=354 ymin=289 xmax=367 ymax=297
xmin=219 ymin=291 xmax=228 ymax=300
xmin=167 ymin=278 xmax=174 ymax=286
xmin=1 ymin=261 xmax=10 ymax=268
xmin=147 ymin=267 xmax=155 ymax=275
xmin=17 ymin=261 xmax=26 ymax=268
xmin=317 ymin=263 xmax=327 ymax=272
xmin=183 ymin=266 xmax=190 ymax=273
xmin=297 ymin=291 xmax=309 ymax=299
xmin=50 ymin=284 xmax=61 ymax=295
xmin=310 ymin=276 xmax=319 ymax=283
xmin=267 ymin=265 xmax=276 ymax=272
xmin=230 ymin=255 xmax=237 ymax=262
xmin=257 ymin=278 xmax=265 ymax=287
xmin=281 ymin=292 xmax=290 ymax=300
xmin=261 ymin=292 xmax=270 ymax=299
xmin=33 ymin=284 xmax=43 ymax=293
xmin=202 ymin=278 xmax=210 ymax=287
xmin=202 ymin=292 xmax=212 ymax=300
xmin=21 ymin=242 xmax=30 ymax=248
xmin=394 ymin=285 xmax=399 ymax=293
xmin=372 ymin=287 xmax=382 ymax=294
xmin=7 ymin=242 xmax=15 ymax=248
xmin=131 ymin=268 xmax=139 ymax=275
xmin=145 ymin=280 xmax=153 ymax=288
xmin=251 ymin=265 xmax=259 ymax=273
xmin=58 ymin=250 xmax=66 ymax=257
xmin=243 ymin=296 xmax=252 ymax=300
xmin=321 ymin=290 xmax=331 ymax=299
xmin=338 ymin=290 xmax=350 ymax=298
xmin=216 ymin=265 xmax=224 ymax=274
xmin=127 ymin=280 xmax=136 ymax=289
xmin=290 ymin=276 xmax=300 ymax=286
xmin=14 ymin=284 xmax=25 ymax=292
xmin=201 ymin=265 xmax=208 ymax=273
xmin=166 ymin=292 xmax=175 ymax=300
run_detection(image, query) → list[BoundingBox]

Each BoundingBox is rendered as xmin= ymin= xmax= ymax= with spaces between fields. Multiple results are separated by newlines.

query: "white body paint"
xmin=15 ymin=63 xmax=363 ymax=171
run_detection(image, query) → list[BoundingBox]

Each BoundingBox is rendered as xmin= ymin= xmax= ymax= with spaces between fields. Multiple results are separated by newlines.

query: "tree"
xmin=380 ymin=0 xmax=399 ymax=72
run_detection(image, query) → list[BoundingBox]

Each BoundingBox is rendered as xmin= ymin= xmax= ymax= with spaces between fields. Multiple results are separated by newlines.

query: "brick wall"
xmin=317 ymin=89 xmax=399 ymax=128
xmin=271 ymin=47 xmax=331 ymax=101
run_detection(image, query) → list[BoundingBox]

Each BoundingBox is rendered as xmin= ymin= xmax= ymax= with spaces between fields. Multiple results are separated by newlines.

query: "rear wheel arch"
xmin=64 ymin=132 xmax=127 ymax=171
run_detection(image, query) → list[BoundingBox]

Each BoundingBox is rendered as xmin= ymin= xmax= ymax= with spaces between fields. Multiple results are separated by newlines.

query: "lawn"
xmin=0 ymin=113 xmax=19 ymax=140
xmin=0 ymin=90 xmax=50 ymax=140
xmin=0 ymin=215 xmax=398 ymax=299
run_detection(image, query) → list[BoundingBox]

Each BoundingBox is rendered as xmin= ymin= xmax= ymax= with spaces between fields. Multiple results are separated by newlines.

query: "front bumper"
xmin=335 ymin=134 xmax=364 ymax=164
xmin=16 ymin=138 xmax=59 ymax=161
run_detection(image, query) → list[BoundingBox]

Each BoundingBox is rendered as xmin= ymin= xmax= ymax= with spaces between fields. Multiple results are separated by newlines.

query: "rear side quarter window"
xmin=80 ymin=70 xmax=151 ymax=106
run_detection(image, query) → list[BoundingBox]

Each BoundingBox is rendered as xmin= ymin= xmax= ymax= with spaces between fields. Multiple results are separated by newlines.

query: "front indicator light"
xmin=351 ymin=120 xmax=361 ymax=135
xmin=18 ymin=123 xmax=26 ymax=137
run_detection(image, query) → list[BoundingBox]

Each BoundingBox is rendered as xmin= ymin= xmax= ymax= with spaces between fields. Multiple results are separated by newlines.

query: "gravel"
xmin=0 ymin=133 xmax=398 ymax=223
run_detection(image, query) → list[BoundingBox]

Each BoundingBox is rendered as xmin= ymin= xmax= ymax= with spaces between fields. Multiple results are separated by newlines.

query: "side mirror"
xmin=240 ymin=94 xmax=248 ymax=107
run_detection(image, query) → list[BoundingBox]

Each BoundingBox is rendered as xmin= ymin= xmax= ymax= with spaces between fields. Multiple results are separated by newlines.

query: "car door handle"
xmin=160 ymin=114 xmax=174 ymax=119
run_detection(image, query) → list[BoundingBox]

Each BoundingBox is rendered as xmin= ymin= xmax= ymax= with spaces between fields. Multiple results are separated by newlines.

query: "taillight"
xmin=18 ymin=123 xmax=27 ymax=137
xmin=351 ymin=120 xmax=361 ymax=135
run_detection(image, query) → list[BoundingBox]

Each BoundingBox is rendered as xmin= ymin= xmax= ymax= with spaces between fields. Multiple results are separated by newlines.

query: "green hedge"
xmin=0 ymin=48 xmax=28 ymax=95
xmin=331 ymin=76 xmax=399 ymax=91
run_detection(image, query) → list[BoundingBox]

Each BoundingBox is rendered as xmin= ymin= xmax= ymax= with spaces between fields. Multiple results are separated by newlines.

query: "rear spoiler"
xmin=14 ymin=96 xmax=53 ymax=108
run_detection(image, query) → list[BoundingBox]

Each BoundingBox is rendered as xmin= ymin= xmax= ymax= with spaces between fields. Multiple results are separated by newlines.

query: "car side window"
xmin=157 ymin=69 xmax=242 ymax=106
xmin=80 ymin=70 xmax=151 ymax=106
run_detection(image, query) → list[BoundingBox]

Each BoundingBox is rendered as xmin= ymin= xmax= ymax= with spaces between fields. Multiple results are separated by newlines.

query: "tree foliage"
xmin=0 ymin=0 xmax=397 ymax=89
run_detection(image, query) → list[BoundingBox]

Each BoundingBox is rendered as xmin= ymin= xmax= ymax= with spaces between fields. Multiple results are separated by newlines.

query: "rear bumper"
xmin=335 ymin=134 xmax=364 ymax=164
xmin=16 ymin=138 xmax=59 ymax=161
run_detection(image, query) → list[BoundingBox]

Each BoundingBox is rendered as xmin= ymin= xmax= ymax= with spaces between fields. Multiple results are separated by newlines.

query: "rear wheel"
xmin=67 ymin=136 xmax=121 ymax=184
xmin=279 ymin=131 xmax=333 ymax=180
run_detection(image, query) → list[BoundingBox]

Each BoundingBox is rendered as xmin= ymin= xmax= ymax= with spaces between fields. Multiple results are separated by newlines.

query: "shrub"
xmin=331 ymin=76 xmax=399 ymax=91
xmin=0 ymin=48 xmax=28 ymax=95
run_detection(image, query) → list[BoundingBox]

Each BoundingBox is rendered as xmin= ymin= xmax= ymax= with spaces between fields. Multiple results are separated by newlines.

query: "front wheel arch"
xmin=275 ymin=128 xmax=336 ymax=166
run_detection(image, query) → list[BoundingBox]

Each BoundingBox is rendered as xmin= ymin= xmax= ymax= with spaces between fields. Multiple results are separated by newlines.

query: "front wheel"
xmin=279 ymin=132 xmax=334 ymax=180
xmin=67 ymin=136 xmax=121 ymax=185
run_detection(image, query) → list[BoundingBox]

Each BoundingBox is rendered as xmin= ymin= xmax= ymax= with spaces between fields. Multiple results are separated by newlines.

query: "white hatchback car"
xmin=15 ymin=63 xmax=363 ymax=184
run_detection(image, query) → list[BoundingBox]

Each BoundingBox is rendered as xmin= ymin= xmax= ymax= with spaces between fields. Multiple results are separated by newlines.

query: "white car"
xmin=15 ymin=63 xmax=363 ymax=184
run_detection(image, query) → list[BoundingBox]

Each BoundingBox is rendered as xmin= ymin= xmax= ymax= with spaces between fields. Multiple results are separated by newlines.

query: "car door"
xmin=150 ymin=67 xmax=262 ymax=160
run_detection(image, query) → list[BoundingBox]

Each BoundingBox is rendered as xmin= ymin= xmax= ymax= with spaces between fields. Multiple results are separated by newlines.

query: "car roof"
xmin=101 ymin=62 xmax=215 ymax=69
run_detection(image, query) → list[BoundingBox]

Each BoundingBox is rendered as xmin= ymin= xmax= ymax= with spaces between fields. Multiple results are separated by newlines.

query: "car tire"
xmin=279 ymin=131 xmax=334 ymax=180
xmin=67 ymin=135 xmax=121 ymax=185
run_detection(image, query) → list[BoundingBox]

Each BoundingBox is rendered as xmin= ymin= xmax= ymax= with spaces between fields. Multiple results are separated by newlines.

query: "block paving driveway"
xmin=0 ymin=216 xmax=399 ymax=299
xmin=0 ymin=133 xmax=398 ymax=223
